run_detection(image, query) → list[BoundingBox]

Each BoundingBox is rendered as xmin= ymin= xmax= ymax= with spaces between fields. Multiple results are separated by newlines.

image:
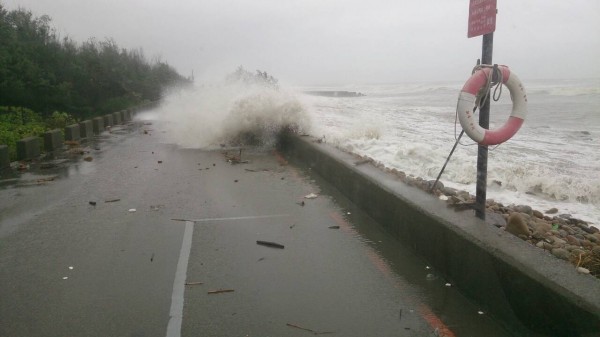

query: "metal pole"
xmin=475 ymin=32 xmax=494 ymax=220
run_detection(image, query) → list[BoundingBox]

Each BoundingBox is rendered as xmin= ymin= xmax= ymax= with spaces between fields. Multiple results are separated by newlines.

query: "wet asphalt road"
xmin=0 ymin=120 xmax=511 ymax=337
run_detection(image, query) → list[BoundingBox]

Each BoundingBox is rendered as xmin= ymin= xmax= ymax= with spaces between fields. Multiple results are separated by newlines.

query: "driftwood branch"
xmin=207 ymin=289 xmax=235 ymax=294
xmin=256 ymin=240 xmax=285 ymax=249
xmin=286 ymin=323 xmax=336 ymax=335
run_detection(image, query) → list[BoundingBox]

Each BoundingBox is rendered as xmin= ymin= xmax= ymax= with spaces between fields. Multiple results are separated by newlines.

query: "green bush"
xmin=0 ymin=106 xmax=46 ymax=160
xmin=45 ymin=111 xmax=77 ymax=130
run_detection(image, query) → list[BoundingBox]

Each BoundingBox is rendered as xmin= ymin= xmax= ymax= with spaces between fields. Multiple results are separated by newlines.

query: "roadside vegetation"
xmin=0 ymin=3 xmax=190 ymax=159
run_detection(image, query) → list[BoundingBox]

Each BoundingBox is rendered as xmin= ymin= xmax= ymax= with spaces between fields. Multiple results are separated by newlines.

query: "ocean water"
xmin=150 ymin=76 xmax=599 ymax=226
xmin=298 ymin=78 xmax=600 ymax=225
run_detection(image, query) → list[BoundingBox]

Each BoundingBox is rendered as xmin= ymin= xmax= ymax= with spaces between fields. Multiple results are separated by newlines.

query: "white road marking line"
xmin=166 ymin=221 xmax=194 ymax=337
xmin=165 ymin=214 xmax=287 ymax=336
xmin=181 ymin=214 xmax=289 ymax=222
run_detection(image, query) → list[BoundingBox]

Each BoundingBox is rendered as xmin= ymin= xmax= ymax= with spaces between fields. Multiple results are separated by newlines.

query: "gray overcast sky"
xmin=3 ymin=0 xmax=600 ymax=85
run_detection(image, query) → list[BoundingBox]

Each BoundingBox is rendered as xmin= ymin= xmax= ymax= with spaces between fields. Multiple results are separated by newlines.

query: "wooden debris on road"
xmin=244 ymin=168 xmax=270 ymax=172
xmin=36 ymin=177 xmax=56 ymax=183
xmin=207 ymin=289 xmax=234 ymax=294
xmin=256 ymin=240 xmax=285 ymax=249
xmin=286 ymin=323 xmax=337 ymax=335
xmin=185 ymin=281 xmax=203 ymax=286
xmin=171 ymin=218 xmax=191 ymax=222
xmin=64 ymin=140 xmax=80 ymax=147
xmin=224 ymin=149 xmax=249 ymax=164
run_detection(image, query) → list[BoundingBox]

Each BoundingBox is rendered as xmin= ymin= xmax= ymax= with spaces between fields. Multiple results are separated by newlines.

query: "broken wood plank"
xmin=207 ymin=289 xmax=234 ymax=294
xmin=286 ymin=323 xmax=315 ymax=334
xmin=171 ymin=218 xmax=191 ymax=222
xmin=286 ymin=323 xmax=337 ymax=335
xmin=256 ymin=240 xmax=285 ymax=249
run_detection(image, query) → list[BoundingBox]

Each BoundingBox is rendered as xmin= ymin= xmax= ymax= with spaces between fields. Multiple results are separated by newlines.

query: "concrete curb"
xmin=112 ymin=111 xmax=122 ymax=125
xmin=103 ymin=114 xmax=113 ymax=128
xmin=0 ymin=101 xmax=158 ymax=164
xmin=93 ymin=117 xmax=104 ymax=135
xmin=79 ymin=120 xmax=93 ymax=139
xmin=16 ymin=136 xmax=41 ymax=161
xmin=65 ymin=124 xmax=80 ymax=142
xmin=44 ymin=129 xmax=63 ymax=153
xmin=279 ymin=133 xmax=600 ymax=337
xmin=0 ymin=145 xmax=9 ymax=169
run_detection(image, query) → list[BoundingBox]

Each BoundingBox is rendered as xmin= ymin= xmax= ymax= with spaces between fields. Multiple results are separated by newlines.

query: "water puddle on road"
xmin=296 ymin=164 xmax=520 ymax=337
xmin=0 ymin=123 xmax=144 ymax=190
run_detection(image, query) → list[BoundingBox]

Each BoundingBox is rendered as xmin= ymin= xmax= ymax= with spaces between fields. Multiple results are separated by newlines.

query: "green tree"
xmin=0 ymin=3 xmax=191 ymax=159
xmin=0 ymin=5 xmax=190 ymax=120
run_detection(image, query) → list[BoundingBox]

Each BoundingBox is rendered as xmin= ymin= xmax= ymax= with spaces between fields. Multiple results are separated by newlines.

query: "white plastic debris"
xmin=68 ymin=266 xmax=74 ymax=270
xmin=304 ymin=193 xmax=318 ymax=199
xmin=478 ymin=310 xmax=485 ymax=315
xmin=445 ymin=283 xmax=451 ymax=287
xmin=577 ymin=267 xmax=590 ymax=274
xmin=439 ymin=195 xmax=449 ymax=201
xmin=62 ymin=277 xmax=68 ymax=280
xmin=128 ymin=208 xmax=137 ymax=213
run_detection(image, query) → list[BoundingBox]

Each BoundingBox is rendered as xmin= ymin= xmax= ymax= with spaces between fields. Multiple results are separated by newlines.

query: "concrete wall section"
xmin=278 ymin=133 xmax=600 ymax=337
xmin=0 ymin=145 xmax=9 ymax=168
xmin=103 ymin=114 xmax=113 ymax=128
xmin=79 ymin=120 xmax=93 ymax=139
xmin=93 ymin=117 xmax=104 ymax=135
xmin=16 ymin=137 xmax=41 ymax=161
xmin=65 ymin=124 xmax=80 ymax=141
xmin=44 ymin=129 xmax=63 ymax=152
xmin=112 ymin=111 xmax=122 ymax=125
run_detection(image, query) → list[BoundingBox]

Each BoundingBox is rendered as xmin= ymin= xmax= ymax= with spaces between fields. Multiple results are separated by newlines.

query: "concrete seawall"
xmin=278 ymin=133 xmax=600 ymax=336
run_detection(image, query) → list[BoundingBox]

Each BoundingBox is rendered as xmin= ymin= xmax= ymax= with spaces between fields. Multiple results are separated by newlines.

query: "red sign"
xmin=468 ymin=0 xmax=497 ymax=38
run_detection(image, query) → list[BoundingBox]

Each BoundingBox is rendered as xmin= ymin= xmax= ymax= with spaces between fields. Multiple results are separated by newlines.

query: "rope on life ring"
xmin=456 ymin=65 xmax=527 ymax=146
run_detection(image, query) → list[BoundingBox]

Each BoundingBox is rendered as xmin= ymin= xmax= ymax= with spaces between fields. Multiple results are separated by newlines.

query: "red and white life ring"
xmin=457 ymin=65 xmax=527 ymax=145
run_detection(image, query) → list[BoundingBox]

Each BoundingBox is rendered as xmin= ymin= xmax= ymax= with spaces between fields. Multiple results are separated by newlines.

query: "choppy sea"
xmin=297 ymin=78 xmax=600 ymax=225
xmin=153 ymin=77 xmax=599 ymax=226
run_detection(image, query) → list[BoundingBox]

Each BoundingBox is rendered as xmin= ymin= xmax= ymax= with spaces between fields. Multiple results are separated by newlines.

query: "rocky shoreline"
xmin=351 ymin=154 xmax=600 ymax=279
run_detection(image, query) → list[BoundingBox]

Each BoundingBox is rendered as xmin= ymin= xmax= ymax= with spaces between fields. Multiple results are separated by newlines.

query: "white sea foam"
xmin=139 ymin=77 xmax=599 ymax=224
xmin=299 ymin=79 xmax=600 ymax=224
xmin=152 ymin=79 xmax=310 ymax=149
